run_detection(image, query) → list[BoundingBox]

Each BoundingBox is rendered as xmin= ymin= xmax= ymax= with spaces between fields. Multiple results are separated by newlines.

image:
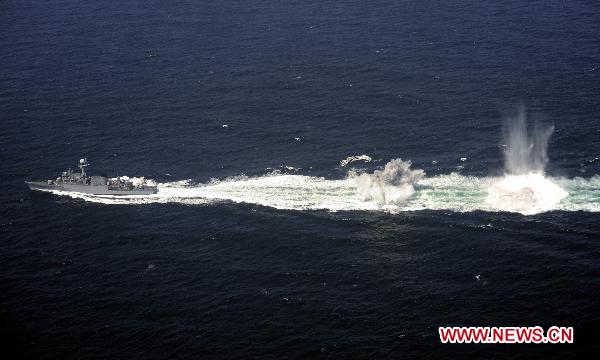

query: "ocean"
xmin=1 ymin=0 xmax=599 ymax=358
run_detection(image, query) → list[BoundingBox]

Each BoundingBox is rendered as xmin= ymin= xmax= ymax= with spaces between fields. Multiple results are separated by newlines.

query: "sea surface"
xmin=1 ymin=0 xmax=599 ymax=358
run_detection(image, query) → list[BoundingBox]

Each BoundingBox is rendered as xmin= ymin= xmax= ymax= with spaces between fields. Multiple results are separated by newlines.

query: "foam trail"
xmin=35 ymin=139 xmax=598 ymax=214
xmin=40 ymin=170 xmax=600 ymax=214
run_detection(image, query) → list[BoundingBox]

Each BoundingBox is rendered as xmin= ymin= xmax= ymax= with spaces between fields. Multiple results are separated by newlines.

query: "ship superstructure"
xmin=26 ymin=158 xmax=157 ymax=195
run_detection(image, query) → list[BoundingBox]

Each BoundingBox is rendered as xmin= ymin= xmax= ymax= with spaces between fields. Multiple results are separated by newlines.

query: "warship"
xmin=26 ymin=158 xmax=157 ymax=195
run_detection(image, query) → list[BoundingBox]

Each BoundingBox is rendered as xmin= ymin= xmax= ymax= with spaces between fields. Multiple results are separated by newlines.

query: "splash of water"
xmin=340 ymin=155 xmax=373 ymax=167
xmin=487 ymin=108 xmax=568 ymax=214
xmin=503 ymin=107 xmax=554 ymax=175
xmin=487 ymin=174 xmax=568 ymax=215
xmin=353 ymin=158 xmax=424 ymax=205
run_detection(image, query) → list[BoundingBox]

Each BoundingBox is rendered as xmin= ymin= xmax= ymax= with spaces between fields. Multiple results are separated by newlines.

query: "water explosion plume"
xmin=487 ymin=108 xmax=568 ymax=214
xmin=503 ymin=107 xmax=554 ymax=175
xmin=354 ymin=158 xmax=424 ymax=205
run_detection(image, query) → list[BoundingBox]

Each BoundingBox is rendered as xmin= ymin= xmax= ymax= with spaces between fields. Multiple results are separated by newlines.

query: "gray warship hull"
xmin=26 ymin=181 xmax=157 ymax=196
xmin=26 ymin=158 xmax=158 ymax=196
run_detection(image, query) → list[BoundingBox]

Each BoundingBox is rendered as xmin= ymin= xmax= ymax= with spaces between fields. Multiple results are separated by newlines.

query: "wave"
xmin=340 ymin=155 xmax=373 ymax=167
xmin=42 ymin=162 xmax=600 ymax=215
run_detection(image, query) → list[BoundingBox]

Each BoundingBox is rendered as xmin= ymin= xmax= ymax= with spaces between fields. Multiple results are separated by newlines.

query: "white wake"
xmin=41 ymin=165 xmax=600 ymax=215
xmin=38 ymin=110 xmax=599 ymax=215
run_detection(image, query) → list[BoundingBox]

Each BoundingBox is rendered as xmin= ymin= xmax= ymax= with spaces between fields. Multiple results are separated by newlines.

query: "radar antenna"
xmin=78 ymin=158 xmax=90 ymax=177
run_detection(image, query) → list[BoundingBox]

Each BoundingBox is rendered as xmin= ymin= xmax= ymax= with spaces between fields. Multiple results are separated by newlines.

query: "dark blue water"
xmin=1 ymin=0 xmax=599 ymax=358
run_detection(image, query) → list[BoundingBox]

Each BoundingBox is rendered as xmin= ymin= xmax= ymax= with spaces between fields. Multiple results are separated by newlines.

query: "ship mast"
xmin=78 ymin=158 xmax=89 ymax=177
